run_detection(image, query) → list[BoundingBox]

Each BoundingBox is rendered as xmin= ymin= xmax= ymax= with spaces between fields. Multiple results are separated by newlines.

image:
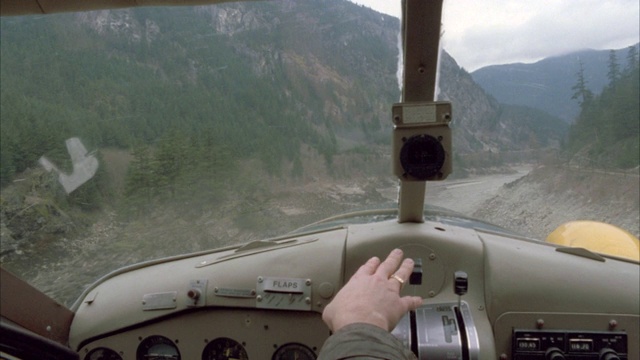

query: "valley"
xmin=0 ymin=0 xmax=638 ymax=312
xmin=2 ymin=160 xmax=638 ymax=308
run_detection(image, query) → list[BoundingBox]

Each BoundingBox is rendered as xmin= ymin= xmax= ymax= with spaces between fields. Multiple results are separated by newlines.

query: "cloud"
xmin=350 ymin=0 xmax=639 ymax=71
xmin=444 ymin=0 xmax=640 ymax=70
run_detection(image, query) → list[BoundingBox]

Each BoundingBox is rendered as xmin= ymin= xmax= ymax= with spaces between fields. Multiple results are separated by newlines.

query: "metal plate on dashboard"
xmin=256 ymin=277 xmax=311 ymax=310
xmin=142 ymin=291 xmax=177 ymax=311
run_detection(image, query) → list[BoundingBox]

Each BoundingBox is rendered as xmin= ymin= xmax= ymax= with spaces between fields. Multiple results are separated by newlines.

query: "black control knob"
xmin=454 ymin=271 xmax=468 ymax=296
xmin=600 ymin=348 xmax=620 ymax=360
xmin=545 ymin=347 xmax=566 ymax=360
xmin=410 ymin=258 xmax=423 ymax=285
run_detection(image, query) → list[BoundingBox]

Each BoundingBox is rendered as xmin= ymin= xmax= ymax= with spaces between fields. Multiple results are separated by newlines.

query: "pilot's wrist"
xmin=318 ymin=323 xmax=417 ymax=360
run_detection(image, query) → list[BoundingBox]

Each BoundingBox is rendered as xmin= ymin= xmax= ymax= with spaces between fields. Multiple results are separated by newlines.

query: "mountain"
xmin=439 ymin=51 xmax=567 ymax=169
xmin=471 ymin=44 xmax=640 ymax=123
xmin=0 ymin=0 xmax=570 ymax=275
xmin=0 ymin=0 xmax=566 ymax=189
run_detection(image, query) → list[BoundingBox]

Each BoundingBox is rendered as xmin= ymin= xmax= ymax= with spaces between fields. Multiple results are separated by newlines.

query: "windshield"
xmin=1 ymin=0 xmax=638 ymax=307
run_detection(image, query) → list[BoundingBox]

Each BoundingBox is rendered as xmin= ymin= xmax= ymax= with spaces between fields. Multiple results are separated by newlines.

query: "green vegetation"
xmin=0 ymin=4 xmax=401 ymax=253
xmin=0 ymin=4 xmax=399 ymax=190
xmin=567 ymin=46 xmax=640 ymax=169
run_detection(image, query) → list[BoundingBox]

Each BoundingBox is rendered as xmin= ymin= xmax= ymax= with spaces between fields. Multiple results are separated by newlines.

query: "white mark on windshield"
xmin=38 ymin=137 xmax=98 ymax=194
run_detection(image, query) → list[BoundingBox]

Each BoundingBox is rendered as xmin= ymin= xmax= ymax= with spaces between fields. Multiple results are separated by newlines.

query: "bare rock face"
xmin=200 ymin=4 xmax=265 ymax=36
xmin=75 ymin=10 xmax=160 ymax=43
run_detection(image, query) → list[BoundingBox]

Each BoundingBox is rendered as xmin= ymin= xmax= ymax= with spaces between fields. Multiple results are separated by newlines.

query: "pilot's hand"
xmin=322 ymin=248 xmax=423 ymax=332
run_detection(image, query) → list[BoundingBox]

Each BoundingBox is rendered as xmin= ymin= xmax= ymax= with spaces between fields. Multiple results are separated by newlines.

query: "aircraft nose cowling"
xmin=546 ymin=221 xmax=640 ymax=261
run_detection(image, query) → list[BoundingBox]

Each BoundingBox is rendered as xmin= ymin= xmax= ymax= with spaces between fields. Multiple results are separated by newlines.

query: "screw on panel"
xmin=609 ymin=319 xmax=618 ymax=329
xmin=536 ymin=319 xmax=544 ymax=329
xmin=258 ymin=276 xmax=264 ymax=283
xmin=499 ymin=353 xmax=508 ymax=360
xmin=214 ymin=287 xmax=219 ymax=293
xmin=393 ymin=115 xmax=401 ymax=124
xmin=251 ymin=289 xmax=256 ymax=296
xmin=305 ymin=297 xmax=311 ymax=304
xmin=429 ymin=253 xmax=436 ymax=260
xmin=418 ymin=66 xmax=425 ymax=73
xmin=428 ymin=291 xmax=436 ymax=297
xmin=256 ymin=295 xmax=263 ymax=302
xmin=305 ymin=279 xmax=312 ymax=286
xmin=477 ymin=305 xmax=484 ymax=311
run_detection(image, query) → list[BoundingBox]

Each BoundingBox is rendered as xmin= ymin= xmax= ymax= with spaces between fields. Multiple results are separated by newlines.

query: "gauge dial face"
xmin=272 ymin=343 xmax=316 ymax=360
xmin=202 ymin=337 xmax=248 ymax=360
xmin=85 ymin=347 xmax=123 ymax=360
xmin=136 ymin=335 xmax=181 ymax=360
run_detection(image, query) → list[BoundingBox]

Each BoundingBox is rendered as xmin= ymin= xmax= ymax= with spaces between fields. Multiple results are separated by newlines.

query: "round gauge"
xmin=399 ymin=133 xmax=445 ymax=180
xmin=202 ymin=337 xmax=248 ymax=360
xmin=85 ymin=347 xmax=123 ymax=360
xmin=272 ymin=343 xmax=316 ymax=360
xmin=136 ymin=335 xmax=181 ymax=360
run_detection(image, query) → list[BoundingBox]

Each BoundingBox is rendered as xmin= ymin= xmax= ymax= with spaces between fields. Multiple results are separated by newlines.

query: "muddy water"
xmin=377 ymin=166 xmax=532 ymax=215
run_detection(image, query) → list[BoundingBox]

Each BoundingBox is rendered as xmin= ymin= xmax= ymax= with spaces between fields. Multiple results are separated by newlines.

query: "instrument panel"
xmin=70 ymin=220 xmax=639 ymax=360
xmin=78 ymin=309 xmax=326 ymax=360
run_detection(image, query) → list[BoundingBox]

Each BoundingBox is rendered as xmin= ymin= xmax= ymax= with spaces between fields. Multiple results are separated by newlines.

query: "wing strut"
xmin=397 ymin=0 xmax=445 ymax=223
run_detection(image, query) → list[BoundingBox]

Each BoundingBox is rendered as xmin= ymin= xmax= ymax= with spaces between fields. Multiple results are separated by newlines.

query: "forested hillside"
xmin=1 ymin=1 xmax=569 ymax=264
xmin=567 ymin=47 xmax=639 ymax=168
xmin=472 ymin=44 xmax=639 ymax=123
xmin=438 ymin=51 xmax=568 ymax=171
xmin=0 ymin=2 xmax=400 ymax=191
xmin=0 ymin=1 xmax=568 ymax=190
xmin=0 ymin=1 xmax=607 ymax=305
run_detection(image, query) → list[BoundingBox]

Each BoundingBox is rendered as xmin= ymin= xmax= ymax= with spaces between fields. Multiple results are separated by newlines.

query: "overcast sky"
xmin=349 ymin=0 xmax=640 ymax=72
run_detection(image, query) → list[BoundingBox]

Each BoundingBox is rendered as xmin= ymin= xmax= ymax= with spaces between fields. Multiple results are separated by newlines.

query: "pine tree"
xmin=125 ymin=144 xmax=157 ymax=201
xmin=571 ymin=60 xmax=593 ymax=108
xmin=607 ymin=49 xmax=620 ymax=85
xmin=625 ymin=45 xmax=639 ymax=74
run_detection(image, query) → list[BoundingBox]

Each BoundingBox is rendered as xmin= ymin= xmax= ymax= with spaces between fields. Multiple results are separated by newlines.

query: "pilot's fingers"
xmin=400 ymin=296 xmax=423 ymax=312
xmin=356 ymin=256 xmax=381 ymax=276
xmin=394 ymin=257 xmax=414 ymax=281
xmin=376 ymin=248 xmax=405 ymax=278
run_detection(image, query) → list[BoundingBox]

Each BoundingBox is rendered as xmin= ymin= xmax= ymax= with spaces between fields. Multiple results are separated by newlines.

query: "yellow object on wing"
xmin=547 ymin=221 xmax=640 ymax=261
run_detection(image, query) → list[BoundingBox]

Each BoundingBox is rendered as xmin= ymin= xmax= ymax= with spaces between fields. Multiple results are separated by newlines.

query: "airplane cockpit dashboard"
xmin=3 ymin=211 xmax=638 ymax=359
xmin=0 ymin=0 xmax=638 ymax=360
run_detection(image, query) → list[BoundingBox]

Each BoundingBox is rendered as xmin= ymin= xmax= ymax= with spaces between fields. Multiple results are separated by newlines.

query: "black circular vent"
xmin=399 ymin=134 xmax=445 ymax=180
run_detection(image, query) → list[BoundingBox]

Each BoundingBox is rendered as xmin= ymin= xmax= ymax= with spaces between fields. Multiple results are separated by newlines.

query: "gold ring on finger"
xmin=390 ymin=274 xmax=405 ymax=287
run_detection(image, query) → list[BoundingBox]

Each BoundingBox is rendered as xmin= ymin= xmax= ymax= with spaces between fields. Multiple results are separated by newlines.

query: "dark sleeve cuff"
xmin=318 ymin=323 xmax=417 ymax=360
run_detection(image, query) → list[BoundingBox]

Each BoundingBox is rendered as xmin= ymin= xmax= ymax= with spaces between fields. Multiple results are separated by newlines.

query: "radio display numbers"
xmin=569 ymin=339 xmax=593 ymax=352
xmin=516 ymin=338 xmax=540 ymax=351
